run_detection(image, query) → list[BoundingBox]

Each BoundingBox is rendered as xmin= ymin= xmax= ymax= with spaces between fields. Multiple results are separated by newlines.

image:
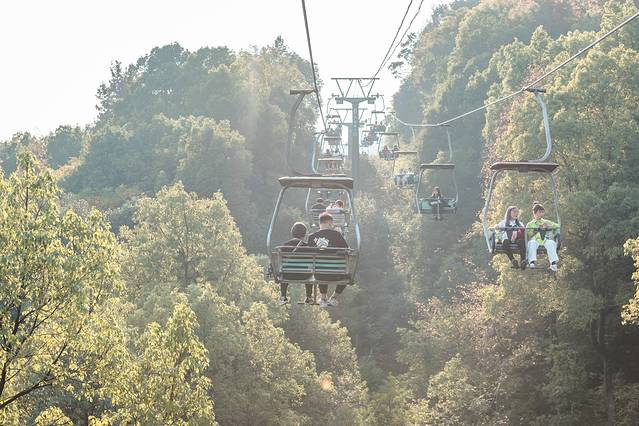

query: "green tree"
xmin=623 ymin=237 xmax=639 ymax=324
xmin=0 ymin=132 xmax=45 ymax=175
xmin=176 ymin=116 xmax=256 ymax=235
xmin=120 ymin=183 xmax=368 ymax=424
xmin=102 ymin=299 xmax=215 ymax=425
xmin=45 ymin=126 xmax=84 ymax=168
xmin=121 ymin=182 xmax=271 ymax=310
xmin=0 ymin=153 xmax=120 ymax=411
xmin=366 ymin=376 xmax=411 ymax=426
xmin=409 ymin=355 xmax=489 ymax=425
xmin=34 ymin=407 xmax=73 ymax=425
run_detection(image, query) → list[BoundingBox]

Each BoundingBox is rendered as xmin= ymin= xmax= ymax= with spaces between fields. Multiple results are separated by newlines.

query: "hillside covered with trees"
xmin=1 ymin=0 xmax=639 ymax=424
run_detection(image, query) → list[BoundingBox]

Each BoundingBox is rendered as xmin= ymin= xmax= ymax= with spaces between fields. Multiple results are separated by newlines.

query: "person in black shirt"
xmin=278 ymin=222 xmax=314 ymax=305
xmin=307 ymin=212 xmax=349 ymax=308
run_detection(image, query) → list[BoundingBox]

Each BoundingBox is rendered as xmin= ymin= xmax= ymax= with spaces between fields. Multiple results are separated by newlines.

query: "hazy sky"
xmin=0 ymin=0 xmax=443 ymax=140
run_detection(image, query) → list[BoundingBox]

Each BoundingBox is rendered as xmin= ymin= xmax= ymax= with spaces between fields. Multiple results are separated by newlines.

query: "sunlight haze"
xmin=0 ymin=0 xmax=438 ymax=140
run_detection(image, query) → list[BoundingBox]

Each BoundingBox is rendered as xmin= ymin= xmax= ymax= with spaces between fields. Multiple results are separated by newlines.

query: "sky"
xmin=0 ymin=0 xmax=443 ymax=140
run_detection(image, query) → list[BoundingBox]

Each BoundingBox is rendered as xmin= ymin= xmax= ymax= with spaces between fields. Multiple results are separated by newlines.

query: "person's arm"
xmin=526 ymin=221 xmax=536 ymax=239
xmin=545 ymin=219 xmax=560 ymax=230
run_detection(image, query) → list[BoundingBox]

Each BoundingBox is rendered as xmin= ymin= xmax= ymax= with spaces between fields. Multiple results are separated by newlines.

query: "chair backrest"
xmin=318 ymin=158 xmax=344 ymax=172
xmin=310 ymin=208 xmax=325 ymax=225
xmin=272 ymin=247 xmax=356 ymax=285
xmin=280 ymin=251 xmax=349 ymax=275
xmin=419 ymin=197 xmax=456 ymax=209
xmin=326 ymin=208 xmax=348 ymax=227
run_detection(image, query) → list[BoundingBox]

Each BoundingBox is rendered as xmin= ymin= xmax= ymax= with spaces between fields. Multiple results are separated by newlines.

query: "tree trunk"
xmin=603 ymin=355 xmax=614 ymax=426
xmin=592 ymin=309 xmax=615 ymax=426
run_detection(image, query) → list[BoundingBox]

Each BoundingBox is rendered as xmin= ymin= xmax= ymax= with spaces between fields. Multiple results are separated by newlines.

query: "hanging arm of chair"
xmin=286 ymin=89 xmax=315 ymax=176
xmin=482 ymin=170 xmax=501 ymax=252
xmin=526 ymin=88 xmax=553 ymax=162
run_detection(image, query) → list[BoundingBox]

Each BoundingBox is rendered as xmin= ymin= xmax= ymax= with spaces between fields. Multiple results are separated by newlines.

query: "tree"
xmin=34 ymin=407 xmax=73 ymax=425
xmin=120 ymin=182 xmax=272 ymax=310
xmin=409 ymin=355 xmax=487 ymax=425
xmin=45 ymin=126 xmax=84 ymax=168
xmin=366 ymin=376 xmax=411 ymax=426
xmin=176 ymin=116 xmax=256 ymax=235
xmin=0 ymin=132 xmax=45 ymax=175
xmin=0 ymin=153 xmax=121 ymax=410
xmin=100 ymin=299 xmax=215 ymax=425
xmin=623 ymin=237 xmax=639 ymax=324
xmin=120 ymin=183 xmax=367 ymax=424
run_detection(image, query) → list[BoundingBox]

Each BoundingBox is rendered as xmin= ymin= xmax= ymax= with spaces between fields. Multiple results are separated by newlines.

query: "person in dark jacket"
xmin=307 ymin=212 xmax=349 ymax=308
xmin=278 ymin=222 xmax=314 ymax=305
xmin=494 ymin=205 xmax=527 ymax=269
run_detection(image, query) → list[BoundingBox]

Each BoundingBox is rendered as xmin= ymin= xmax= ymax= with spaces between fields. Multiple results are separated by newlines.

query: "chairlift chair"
xmin=391 ymin=150 xmax=419 ymax=188
xmin=317 ymin=157 xmax=345 ymax=174
xmin=305 ymin=189 xmax=350 ymax=236
xmin=415 ymin=126 xmax=458 ymax=217
xmin=361 ymin=130 xmax=379 ymax=147
xmin=378 ymin=132 xmax=400 ymax=161
xmin=325 ymin=135 xmax=342 ymax=146
xmin=415 ymin=163 xmax=458 ymax=216
xmin=267 ymin=176 xmax=361 ymax=287
xmin=481 ymin=88 xmax=562 ymax=267
xmin=483 ymin=163 xmax=561 ymax=255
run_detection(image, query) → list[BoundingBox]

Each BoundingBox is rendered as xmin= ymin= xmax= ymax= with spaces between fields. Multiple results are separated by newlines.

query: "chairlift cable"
xmin=364 ymin=0 xmax=415 ymax=86
xmin=381 ymin=0 xmax=426 ymax=77
xmin=394 ymin=9 xmax=639 ymax=127
xmin=301 ymin=0 xmax=327 ymax=132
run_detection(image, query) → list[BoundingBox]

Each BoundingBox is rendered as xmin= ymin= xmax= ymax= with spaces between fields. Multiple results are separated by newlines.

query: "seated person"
xmin=326 ymin=200 xmax=347 ymax=233
xmin=404 ymin=172 xmax=416 ymax=186
xmin=307 ymin=212 xmax=349 ymax=308
xmin=327 ymin=126 xmax=341 ymax=137
xmin=494 ymin=206 xmax=526 ymax=269
xmin=382 ymin=146 xmax=391 ymax=160
xmin=278 ymin=222 xmax=314 ymax=305
xmin=311 ymin=198 xmax=326 ymax=211
xmin=324 ymin=149 xmax=332 ymax=158
xmin=394 ymin=172 xmax=404 ymax=187
xmin=401 ymin=171 xmax=413 ymax=186
xmin=428 ymin=186 xmax=448 ymax=220
xmin=328 ymin=199 xmax=345 ymax=210
xmin=526 ymin=203 xmax=560 ymax=271
xmin=365 ymin=132 xmax=376 ymax=143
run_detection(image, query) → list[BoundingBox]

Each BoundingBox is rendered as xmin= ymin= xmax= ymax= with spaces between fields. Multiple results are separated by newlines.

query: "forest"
xmin=1 ymin=0 xmax=639 ymax=424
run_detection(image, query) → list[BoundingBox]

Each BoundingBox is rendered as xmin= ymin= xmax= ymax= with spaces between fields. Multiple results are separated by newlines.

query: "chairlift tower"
xmin=331 ymin=78 xmax=379 ymax=193
xmin=326 ymin=105 xmax=368 ymax=161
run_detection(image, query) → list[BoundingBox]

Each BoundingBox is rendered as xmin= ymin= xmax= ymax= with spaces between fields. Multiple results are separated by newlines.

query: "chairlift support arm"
xmin=286 ymin=89 xmax=315 ymax=176
xmin=526 ymin=88 xmax=553 ymax=162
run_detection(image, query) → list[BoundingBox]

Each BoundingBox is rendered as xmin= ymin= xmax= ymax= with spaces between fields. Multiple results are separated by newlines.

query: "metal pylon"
xmin=331 ymin=77 xmax=379 ymax=193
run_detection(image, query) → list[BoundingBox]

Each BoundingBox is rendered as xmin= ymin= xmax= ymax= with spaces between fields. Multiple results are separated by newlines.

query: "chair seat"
xmin=488 ymin=230 xmax=561 ymax=255
xmin=417 ymin=198 xmax=457 ymax=214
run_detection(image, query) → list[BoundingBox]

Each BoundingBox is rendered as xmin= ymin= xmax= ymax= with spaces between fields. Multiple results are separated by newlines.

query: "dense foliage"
xmin=1 ymin=1 xmax=638 ymax=424
xmin=387 ymin=1 xmax=639 ymax=424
